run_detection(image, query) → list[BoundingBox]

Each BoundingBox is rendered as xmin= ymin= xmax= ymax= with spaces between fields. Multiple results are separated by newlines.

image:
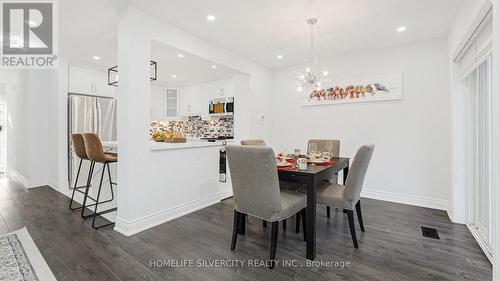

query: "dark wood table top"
xmin=277 ymin=157 xmax=350 ymax=176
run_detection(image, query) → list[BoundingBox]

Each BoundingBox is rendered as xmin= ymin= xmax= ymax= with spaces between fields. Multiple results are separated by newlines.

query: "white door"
xmin=462 ymin=55 xmax=492 ymax=257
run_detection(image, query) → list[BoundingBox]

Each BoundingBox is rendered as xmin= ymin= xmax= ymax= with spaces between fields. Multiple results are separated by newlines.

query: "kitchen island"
xmin=111 ymin=139 xmax=228 ymax=236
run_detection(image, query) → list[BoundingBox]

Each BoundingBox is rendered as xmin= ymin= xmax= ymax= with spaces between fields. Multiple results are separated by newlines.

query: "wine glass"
xmin=308 ymin=143 xmax=318 ymax=157
xmin=325 ymin=141 xmax=334 ymax=160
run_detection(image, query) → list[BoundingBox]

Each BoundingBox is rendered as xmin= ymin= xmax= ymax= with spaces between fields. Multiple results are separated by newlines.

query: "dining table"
xmin=277 ymin=157 xmax=350 ymax=260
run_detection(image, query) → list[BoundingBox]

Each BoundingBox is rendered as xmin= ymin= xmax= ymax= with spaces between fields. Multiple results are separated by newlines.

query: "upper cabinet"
xmin=150 ymin=85 xmax=178 ymax=119
xmin=69 ymin=66 xmax=116 ymax=98
xmin=177 ymin=77 xmax=234 ymax=119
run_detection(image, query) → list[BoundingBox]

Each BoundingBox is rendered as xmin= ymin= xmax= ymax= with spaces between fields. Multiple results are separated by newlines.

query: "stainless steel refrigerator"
xmin=67 ymin=94 xmax=117 ymax=188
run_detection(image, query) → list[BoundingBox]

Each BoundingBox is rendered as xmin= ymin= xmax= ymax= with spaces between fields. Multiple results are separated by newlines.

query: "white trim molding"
xmin=6 ymin=168 xmax=30 ymax=187
xmin=361 ymin=188 xmax=449 ymax=212
xmin=114 ymin=193 xmax=222 ymax=236
xmin=6 ymin=168 xmax=55 ymax=189
xmin=467 ymin=223 xmax=493 ymax=263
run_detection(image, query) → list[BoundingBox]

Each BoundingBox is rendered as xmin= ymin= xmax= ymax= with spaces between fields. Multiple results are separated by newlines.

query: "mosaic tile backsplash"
xmin=150 ymin=116 xmax=234 ymax=138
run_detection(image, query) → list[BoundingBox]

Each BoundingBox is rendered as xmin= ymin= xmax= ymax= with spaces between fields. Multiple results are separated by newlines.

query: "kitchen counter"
xmin=101 ymin=140 xmax=223 ymax=151
xmin=150 ymin=140 xmax=223 ymax=151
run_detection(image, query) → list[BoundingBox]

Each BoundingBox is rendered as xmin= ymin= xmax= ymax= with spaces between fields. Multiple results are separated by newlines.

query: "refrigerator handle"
xmin=94 ymin=97 xmax=100 ymax=136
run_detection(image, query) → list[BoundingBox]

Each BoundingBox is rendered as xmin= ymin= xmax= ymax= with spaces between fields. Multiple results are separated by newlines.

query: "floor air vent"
xmin=421 ymin=226 xmax=440 ymax=239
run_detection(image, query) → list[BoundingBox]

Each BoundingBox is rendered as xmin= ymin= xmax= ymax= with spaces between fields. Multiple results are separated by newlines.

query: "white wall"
xmin=115 ymin=7 xmax=272 ymax=234
xmin=269 ymin=37 xmax=451 ymax=210
xmin=0 ymin=70 xmax=60 ymax=188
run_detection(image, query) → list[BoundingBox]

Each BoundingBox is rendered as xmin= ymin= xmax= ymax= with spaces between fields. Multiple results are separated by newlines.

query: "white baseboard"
xmin=7 ymin=168 xmax=30 ymax=187
xmin=361 ymin=188 xmax=449 ymax=211
xmin=47 ymin=178 xmax=59 ymax=190
xmin=447 ymin=202 xmax=466 ymax=224
xmin=466 ymin=223 xmax=493 ymax=263
xmin=6 ymin=167 xmax=54 ymax=188
xmin=114 ymin=193 xmax=222 ymax=236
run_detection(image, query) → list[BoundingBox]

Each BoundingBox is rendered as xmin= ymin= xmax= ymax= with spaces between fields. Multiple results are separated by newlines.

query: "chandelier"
xmin=295 ymin=18 xmax=332 ymax=94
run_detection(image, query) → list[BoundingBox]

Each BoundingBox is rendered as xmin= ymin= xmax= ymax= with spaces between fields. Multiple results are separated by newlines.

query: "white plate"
xmin=276 ymin=162 xmax=292 ymax=167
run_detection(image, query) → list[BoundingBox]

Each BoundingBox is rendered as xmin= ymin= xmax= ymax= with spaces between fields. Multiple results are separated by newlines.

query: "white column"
xmin=492 ymin=0 xmax=500 ymax=280
xmin=115 ymin=7 xmax=151 ymax=229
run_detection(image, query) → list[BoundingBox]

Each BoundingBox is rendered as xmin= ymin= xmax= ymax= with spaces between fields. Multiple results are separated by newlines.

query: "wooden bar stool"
xmin=82 ymin=133 xmax=118 ymax=229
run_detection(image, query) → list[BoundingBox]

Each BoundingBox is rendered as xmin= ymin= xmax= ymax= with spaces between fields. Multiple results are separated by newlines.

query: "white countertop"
xmin=150 ymin=140 xmax=223 ymax=151
xmin=101 ymin=140 xmax=223 ymax=151
xmin=102 ymin=141 xmax=118 ymax=148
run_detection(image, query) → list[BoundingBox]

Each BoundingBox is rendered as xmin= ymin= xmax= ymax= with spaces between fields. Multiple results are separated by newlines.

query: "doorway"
xmin=0 ymin=83 xmax=5 ymax=174
xmin=455 ymin=9 xmax=493 ymax=261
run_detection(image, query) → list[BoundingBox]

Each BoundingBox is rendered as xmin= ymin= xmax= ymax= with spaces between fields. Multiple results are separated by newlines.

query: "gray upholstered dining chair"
xmin=315 ymin=144 xmax=375 ymax=249
xmin=226 ymin=145 xmax=307 ymax=269
xmin=240 ymin=139 xmax=266 ymax=146
xmin=307 ymin=139 xmax=341 ymax=217
xmin=240 ymin=139 xmax=298 ymax=231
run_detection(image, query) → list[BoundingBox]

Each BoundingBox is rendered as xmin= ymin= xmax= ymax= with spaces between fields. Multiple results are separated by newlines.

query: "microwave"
xmin=209 ymin=97 xmax=234 ymax=115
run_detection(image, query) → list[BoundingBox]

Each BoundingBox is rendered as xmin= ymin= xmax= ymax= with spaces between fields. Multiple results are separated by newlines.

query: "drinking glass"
xmin=308 ymin=143 xmax=318 ymax=156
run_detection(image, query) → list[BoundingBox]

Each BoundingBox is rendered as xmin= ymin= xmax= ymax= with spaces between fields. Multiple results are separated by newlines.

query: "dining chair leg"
xmin=262 ymin=220 xmax=267 ymax=228
xmin=355 ymin=201 xmax=365 ymax=232
xmin=344 ymin=210 xmax=358 ymax=249
xmin=326 ymin=206 xmax=331 ymax=218
xmin=270 ymin=221 xmax=279 ymax=269
xmin=282 ymin=219 xmax=287 ymax=230
xmin=301 ymin=208 xmax=307 ymax=242
xmin=231 ymin=210 xmax=239 ymax=250
xmin=295 ymin=213 xmax=300 ymax=233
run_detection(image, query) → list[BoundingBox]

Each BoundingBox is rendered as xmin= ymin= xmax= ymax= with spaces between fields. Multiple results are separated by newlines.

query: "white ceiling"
xmin=131 ymin=0 xmax=464 ymax=68
xmin=151 ymin=40 xmax=241 ymax=86
xmin=60 ymin=0 xmax=464 ymax=70
xmin=59 ymin=0 xmax=118 ymax=69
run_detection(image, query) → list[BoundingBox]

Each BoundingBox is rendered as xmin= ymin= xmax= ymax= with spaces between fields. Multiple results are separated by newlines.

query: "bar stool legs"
xmin=69 ymin=158 xmax=84 ymax=210
xmin=81 ymin=161 xmax=96 ymax=218
xmin=91 ymin=162 xmax=117 ymax=229
xmin=81 ymin=162 xmax=115 ymax=223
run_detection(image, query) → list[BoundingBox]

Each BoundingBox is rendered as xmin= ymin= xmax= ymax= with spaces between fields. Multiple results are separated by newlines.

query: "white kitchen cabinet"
xmin=69 ymin=66 xmax=93 ymax=94
xmin=178 ymin=85 xmax=201 ymax=116
xmin=69 ymin=66 xmax=116 ymax=98
xmin=150 ymin=86 xmax=178 ymax=119
xmin=150 ymin=85 xmax=165 ymax=118
xmin=166 ymin=89 xmax=178 ymax=117
xmin=93 ymin=70 xmax=115 ymax=97
xmin=177 ymin=78 xmax=234 ymax=119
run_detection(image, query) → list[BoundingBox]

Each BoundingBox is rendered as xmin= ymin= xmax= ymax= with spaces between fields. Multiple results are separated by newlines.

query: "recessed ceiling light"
xmin=397 ymin=26 xmax=407 ymax=32
xmin=206 ymin=14 xmax=216 ymax=21
xmin=171 ymin=74 xmax=177 ymax=78
xmin=177 ymin=54 xmax=184 ymax=58
xmin=211 ymin=65 xmax=217 ymax=69
xmin=92 ymin=56 xmax=101 ymax=60
xmin=276 ymin=54 xmax=284 ymax=59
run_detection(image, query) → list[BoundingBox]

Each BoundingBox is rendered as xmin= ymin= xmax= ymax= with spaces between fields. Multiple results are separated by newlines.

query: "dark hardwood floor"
xmin=0 ymin=177 xmax=491 ymax=281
